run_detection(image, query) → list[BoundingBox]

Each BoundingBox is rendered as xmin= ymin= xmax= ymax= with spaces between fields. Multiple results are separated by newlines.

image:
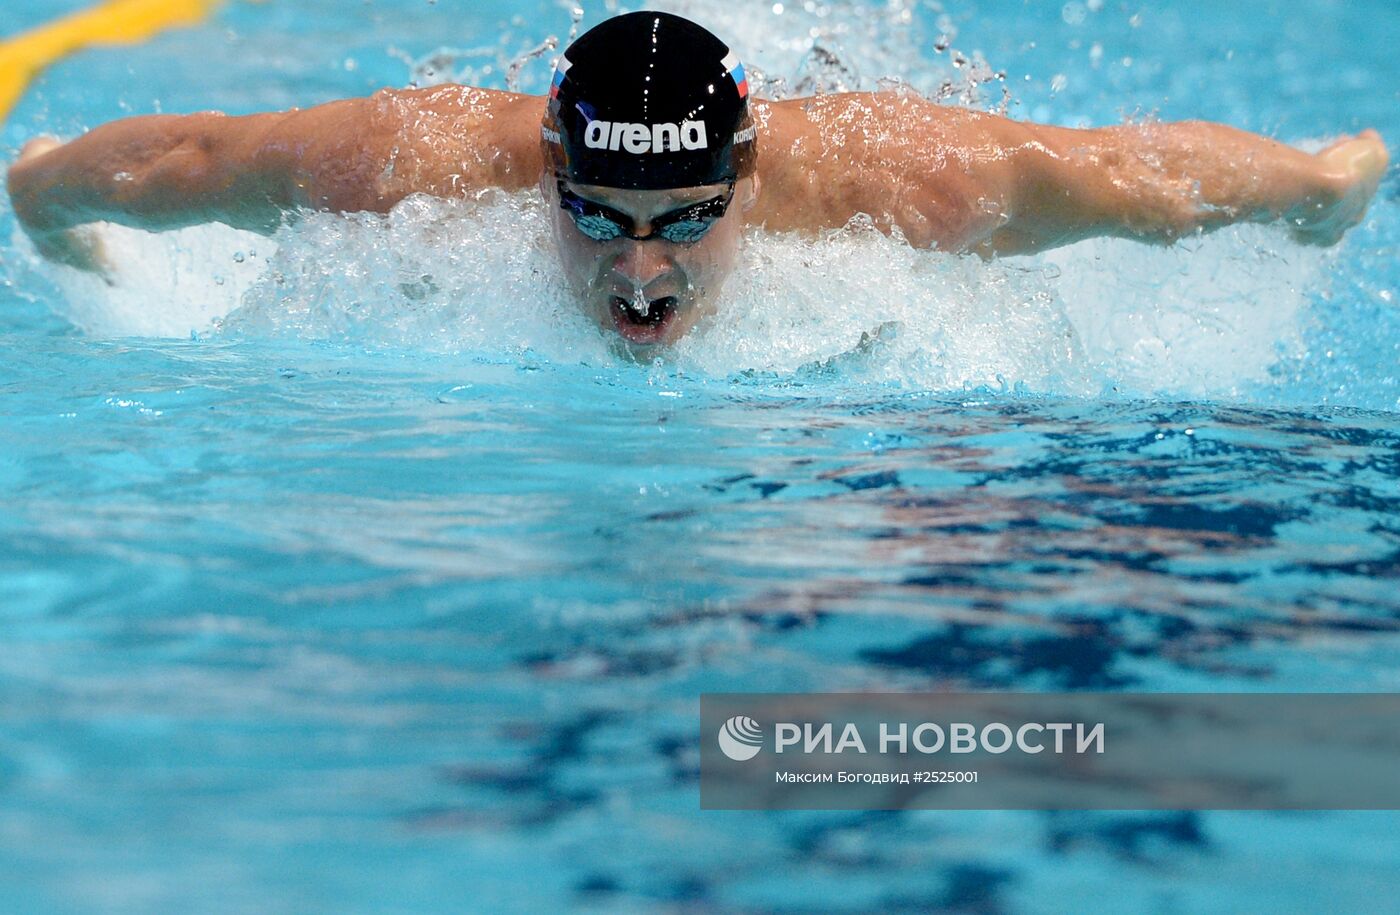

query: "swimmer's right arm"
xmin=6 ymin=87 xmax=545 ymax=274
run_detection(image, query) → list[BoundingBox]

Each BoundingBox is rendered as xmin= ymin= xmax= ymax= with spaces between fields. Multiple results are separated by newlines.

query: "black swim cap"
xmin=542 ymin=12 xmax=756 ymax=190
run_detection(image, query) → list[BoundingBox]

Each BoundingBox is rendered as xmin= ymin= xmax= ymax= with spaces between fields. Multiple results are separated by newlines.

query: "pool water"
xmin=2 ymin=0 xmax=1398 ymax=912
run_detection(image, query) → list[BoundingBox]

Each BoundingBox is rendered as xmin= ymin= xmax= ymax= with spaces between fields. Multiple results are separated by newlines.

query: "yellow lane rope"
xmin=0 ymin=0 xmax=222 ymax=123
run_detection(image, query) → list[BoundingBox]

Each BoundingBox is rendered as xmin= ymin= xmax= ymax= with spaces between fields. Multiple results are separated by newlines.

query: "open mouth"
xmin=609 ymin=295 xmax=679 ymax=344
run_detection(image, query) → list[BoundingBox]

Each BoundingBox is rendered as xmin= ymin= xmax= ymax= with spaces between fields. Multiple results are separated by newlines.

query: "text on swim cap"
xmin=583 ymin=120 xmax=708 ymax=154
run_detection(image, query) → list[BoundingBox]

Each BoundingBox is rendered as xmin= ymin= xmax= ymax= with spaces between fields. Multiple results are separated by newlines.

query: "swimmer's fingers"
xmin=17 ymin=135 xmax=64 ymax=164
xmin=1289 ymin=130 xmax=1389 ymax=246
xmin=1320 ymin=129 xmax=1388 ymax=191
xmin=28 ymin=223 xmax=117 ymax=286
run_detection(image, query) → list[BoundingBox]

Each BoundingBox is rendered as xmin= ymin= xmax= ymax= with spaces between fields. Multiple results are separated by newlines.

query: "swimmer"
xmin=6 ymin=11 xmax=1389 ymax=347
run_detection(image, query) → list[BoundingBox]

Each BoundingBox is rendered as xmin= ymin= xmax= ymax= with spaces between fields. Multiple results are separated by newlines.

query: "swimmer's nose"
xmin=611 ymin=239 xmax=673 ymax=291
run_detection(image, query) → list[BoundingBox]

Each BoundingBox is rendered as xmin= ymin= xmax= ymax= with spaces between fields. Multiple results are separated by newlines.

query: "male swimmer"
xmin=6 ymin=12 xmax=1389 ymax=346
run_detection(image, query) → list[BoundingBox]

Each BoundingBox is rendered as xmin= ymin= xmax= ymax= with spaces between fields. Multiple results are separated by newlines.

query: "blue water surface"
xmin=1 ymin=1 xmax=1398 ymax=912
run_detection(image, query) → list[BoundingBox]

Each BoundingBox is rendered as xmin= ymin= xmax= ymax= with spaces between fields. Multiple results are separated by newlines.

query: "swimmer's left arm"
xmin=764 ymin=95 xmax=1387 ymax=255
xmin=767 ymin=94 xmax=1388 ymax=254
xmin=970 ymin=118 xmax=1389 ymax=256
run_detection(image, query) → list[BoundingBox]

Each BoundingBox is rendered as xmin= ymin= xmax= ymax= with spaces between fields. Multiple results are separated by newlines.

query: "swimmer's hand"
xmin=11 ymin=136 xmax=116 ymax=283
xmin=1288 ymin=130 xmax=1389 ymax=246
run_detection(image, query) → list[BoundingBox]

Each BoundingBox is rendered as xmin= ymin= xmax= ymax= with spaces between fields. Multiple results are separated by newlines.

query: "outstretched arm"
xmin=977 ymin=120 xmax=1389 ymax=256
xmin=754 ymin=94 xmax=1388 ymax=256
xmin=5 ymin=86 xmax=544 ymax=273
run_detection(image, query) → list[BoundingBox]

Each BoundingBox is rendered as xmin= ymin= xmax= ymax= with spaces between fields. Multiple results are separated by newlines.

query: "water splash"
xmin=650 ymin=0 xmax=1004 ymax=106
xmin=217 ymin=192 xmax=608 ymax=365
xmin=388 ymin=46 xmax=496 ymax=89
xmin=28 ymin=188 xmax=1327 ymax=403
xmin=505 ymin=37 xmax=560 ymax=93
xmin=7 ymin=0 xmax=1369 ymax=407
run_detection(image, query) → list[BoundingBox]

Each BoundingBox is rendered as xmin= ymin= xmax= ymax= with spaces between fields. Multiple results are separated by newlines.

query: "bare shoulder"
xmin=750 ymin=92 xmax=1027 ymax=249
xmin=365 ymin=85 xmax=547 ymax=198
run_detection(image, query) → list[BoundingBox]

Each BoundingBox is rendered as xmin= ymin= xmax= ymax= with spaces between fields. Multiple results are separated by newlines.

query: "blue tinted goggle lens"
xmin=557 ymin=180 xmax=734 ymax=243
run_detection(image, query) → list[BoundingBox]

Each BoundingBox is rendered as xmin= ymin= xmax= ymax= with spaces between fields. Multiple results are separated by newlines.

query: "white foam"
xmin=1042 ymin=226 xmax=1326 ymax=398
xmin=36 ymin=221 xmax=264 ymax=337
xmin=676 ymin=216 xmax=1094 ymax=394
xmin=217 ymin=193 xmax=614 ymax=365
xmin=26 ymin=186 xmax=1329 ymax=400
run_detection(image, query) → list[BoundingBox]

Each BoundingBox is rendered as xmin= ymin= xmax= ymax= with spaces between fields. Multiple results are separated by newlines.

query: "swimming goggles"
xmin=556 ymin=178 xmax=736 ymax=244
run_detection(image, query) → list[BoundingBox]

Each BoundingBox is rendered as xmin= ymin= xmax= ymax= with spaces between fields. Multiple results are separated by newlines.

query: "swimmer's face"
xmin=545 ymin=175 xmax=758 ymax=348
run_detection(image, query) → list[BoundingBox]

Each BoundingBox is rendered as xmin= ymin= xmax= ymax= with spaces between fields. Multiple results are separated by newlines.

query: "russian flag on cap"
xmin=721 ymin=49 xmax=748 ymax=99
xmin=549 ymin=56 xmax=573 ymax=99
